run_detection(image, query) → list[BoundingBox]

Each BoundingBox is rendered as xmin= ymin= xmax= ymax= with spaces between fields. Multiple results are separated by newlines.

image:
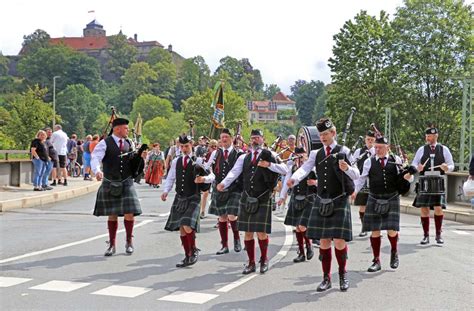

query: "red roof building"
xmin=247 ymin=91 xmax=296 ymax=124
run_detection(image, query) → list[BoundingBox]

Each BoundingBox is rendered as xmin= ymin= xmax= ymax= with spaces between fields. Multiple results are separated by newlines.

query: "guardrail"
xmin=0 ymin=150 xmax=32 ymax=186
xmin=0 ymin=150 xmax=31 ymax=161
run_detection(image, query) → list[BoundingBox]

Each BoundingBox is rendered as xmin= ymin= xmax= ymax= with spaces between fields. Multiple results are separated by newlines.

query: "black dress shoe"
xmin=316 ymin=274 xmax=332 ymax=292
xmin=216 ymin=246 xmax=229 ymax=255
xmin=293 ymin=253 xmax=306 ymax=263
xmin=339 ymin=273 xmax=349 ymax=291
xmin=104 ymin=245 xmax=116 ymax=257
xmin=242 ymin=262 xmax=256 ymax=275
xmin=367 ymin=259 xmax=381 ymax=272
xmin=125 ymin=243 xmax=134 ymax=254
xmin=187 ymin=249 xmax=199 ymax=266
xmin=359 ymin=231 xmax=368 ymax=237
xmin=313 ymin=239 xmax=320 ymax=246
xmin=435 ymin=235 xmax=444 ymax=244
xmin=390 ymin=252 xmax=399 ymax=269
xmin=420 ymin=236 xmax=430 ymax=245
xmin=306 ymin=244 xmax=314 ymax=260
xmin=176 ymin=257 xmax=190 ymax=268
xmin=234 ymin=239 xmax=242 ymax=252
xmin=51 ymin=181 xmax=57 ymax=186
xmin=259 ymin=259 xmax=269 ymax=274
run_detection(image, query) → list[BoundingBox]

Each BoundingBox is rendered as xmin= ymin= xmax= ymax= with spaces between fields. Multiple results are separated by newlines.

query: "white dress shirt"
xmin=50 ymin=130 xmax=69 ymax=156
xmin=220 ymin=148 xmax=289 ymax=190
xmin=411 ymin=143 xmax=455 ymax=172
xmin=91 ymin=135 xmax=135 ymax=174
xmin=204 ymin=145 xmax=235 ymax=171
xmin=291 ymin=141 xmax=360 ymax=184
xmin=350 ymin=146 xmax=375 ymax=164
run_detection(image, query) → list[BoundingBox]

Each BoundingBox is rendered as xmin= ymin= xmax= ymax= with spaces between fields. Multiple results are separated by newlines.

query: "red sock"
xmin=218 ymin=221 xmax=228 ymax=247
xmin=388 ymin=234 xmax=398 ymax=253
xmin=303 ymin=233 xmax=311 ymax=247
xmin=258 ymin=238 xmax=269 ymax=262
xmin=180 ymin=235 xmax=190 ymax=257
xmin=319 ymin=248 xmax=332 ymax=277
xmin=295 ymin=231 xmax=305 ymax=254
xmin=334 ymin=246 xmax=348 ymax=274
xmin=434 ymin=215 xmax=443 ymax=235
xmin=359 ymin=211 xmax=365 ymax=220
xmin=421 ymin=217 xmax=430 ymax=236
xmin=370 ymin=236 xmax=381 ymax=260
xmin=229 ymin=220 xmax=240 ymax=240
xmin=244 ymin=239 xmax=255 ymax=264
xmin=107 ymin=220 xmax=118 ymax=246
xmin=124 ymin=219 xmax=134 ymax=244
xmin=186 ymin=231 xmax=195 ymax=256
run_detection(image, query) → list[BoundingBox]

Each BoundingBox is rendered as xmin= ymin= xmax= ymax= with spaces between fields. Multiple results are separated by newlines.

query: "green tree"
xmin=2 ymin=86 xmax=54 ymax=148
xmin=146 ymin=47 xmax=172 ymax=65
xmin=174 ymin=56 xmax=211 ymax=110
xmin=21 ymin=29 xmax=50 ymax=54
xmin=152 ymin=61 xmax=176 ymax=100
xmin=130 ymin=94 xmax=173 ymax=123
xmin=264 ymin=84 xmax=281 ymax=99
xmin=106 ymin=33 xmax=138 ymax=78
xmin=143 ymin=112 xmax=188 ymax=145
xmin=56 ymin=84 xmax=106 ymax=136
xmin=118 ymin=62 xmax=157 ymax=114
xmin=291 ymin=80 xmax=325 ymax=126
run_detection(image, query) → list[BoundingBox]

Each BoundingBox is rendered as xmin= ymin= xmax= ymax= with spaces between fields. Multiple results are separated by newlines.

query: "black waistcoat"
xmin=292 ymin=165 xmax=317 ymax=195
xmin=242 ymin=151 xmax=276 ymax=196
xmin=368 ymin=155 xmax=398 ymax=194
xmin=420 ymin=144 xmax=445 ymax=175
xmin=175 ymin=156 xmax=198 ymax=196
xmin=315 ymin=145 xmax=354 ymax=198
xmin=103 ymin=136 xmax=132 ymax=181
xmin=213 ymin=148 xmax=241 ymax=185
xmin=356 ymin=146 xmax=370 ymax=172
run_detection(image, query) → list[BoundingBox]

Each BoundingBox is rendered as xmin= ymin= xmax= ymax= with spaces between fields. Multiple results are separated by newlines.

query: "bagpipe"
xmin=187 ymin=119 xmax=211 ymax=192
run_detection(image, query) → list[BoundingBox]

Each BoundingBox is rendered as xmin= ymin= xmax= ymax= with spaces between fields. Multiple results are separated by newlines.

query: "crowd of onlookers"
xmin=30 ymin=125 xmax=99 ymax=191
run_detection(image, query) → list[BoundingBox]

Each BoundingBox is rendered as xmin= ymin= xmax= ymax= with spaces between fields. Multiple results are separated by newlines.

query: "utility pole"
xmin=52 ymin=76 xmax=60 ymax=128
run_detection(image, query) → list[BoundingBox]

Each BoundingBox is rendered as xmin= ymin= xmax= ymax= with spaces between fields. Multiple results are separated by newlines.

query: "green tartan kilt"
xmin=413 ymin=193 xmax=447 ymax=209
xmin=93 ymin=180 xmax=142 ymax=217
xmin=164 ymin=194 xmax=201 ymax=232
xmin=238 ymin=191 xmax=272 ymax=234
xmin=306 ymin=195 xmax=353 ymax=242
xmin=208 ymin=187 xmax=241 ymax=216
xmin=363 ymin=192 xmax=400 ymax=232
xmin=284 ymin=193 xmax=315 ymax=228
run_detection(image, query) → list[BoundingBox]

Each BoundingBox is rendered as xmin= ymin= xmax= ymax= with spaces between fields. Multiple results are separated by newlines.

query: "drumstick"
xmin=421 ymin=158 xmax=430 ymax=167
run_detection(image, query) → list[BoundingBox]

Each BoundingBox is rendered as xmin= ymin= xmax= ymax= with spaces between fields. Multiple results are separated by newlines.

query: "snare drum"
xmin=418 ymin=175 xmax=445 ymax=195
xmin=297 ymin=126 xmax=323 ymax=155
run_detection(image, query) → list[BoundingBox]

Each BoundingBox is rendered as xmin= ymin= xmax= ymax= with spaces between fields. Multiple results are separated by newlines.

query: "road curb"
xmin=399 ymin=203 xmax=474 ymax=225
xmin=0 ymin=182 xmax=101 ymax=212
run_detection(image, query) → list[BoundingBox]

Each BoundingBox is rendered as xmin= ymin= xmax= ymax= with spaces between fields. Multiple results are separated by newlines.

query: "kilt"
xmin=238 ymin=191 xmax=272 ymax=234
xmin=208 ymin=187 xmax=241 ymax=216
xmin=354 ymin=191 xmax=369 ymax=206
xmin=306 ymin=195 xmax=352 ymax=242
xmin=413 ymin=193 xmax=446 ymax=209
xmin=284 ymin=193 xmax=315 ymax=228
xmin=164 ymin=194 xmax=201 ymax=232
xmin=363 ymin=192 xmax=400 ymax=232
xmin=93 ymin=179 xmax=142 ymax=217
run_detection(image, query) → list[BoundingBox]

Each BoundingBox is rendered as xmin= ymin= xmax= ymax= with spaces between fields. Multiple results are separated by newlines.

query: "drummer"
xmin=350 ymin=130 xmax=376 ymax=237
xmin=411 ymin=127 xmax=454 ymax=245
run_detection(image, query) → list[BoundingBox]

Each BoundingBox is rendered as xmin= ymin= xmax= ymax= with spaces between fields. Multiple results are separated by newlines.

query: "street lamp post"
xmin=52 ymin=76 xmax=60 ymax=128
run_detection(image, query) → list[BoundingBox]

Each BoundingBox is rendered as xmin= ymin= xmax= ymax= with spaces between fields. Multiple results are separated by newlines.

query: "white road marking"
xmin=158 ymin=212 xmax=170 ymax=217
xmin=453 ymin=230 xmax=471 ymax=235
xmin=217 ymin=275 xmax=258 ymax=293
xmin=158 ymin=291 xmax=219 ymax=304
xmin=0 ymin=276 xmax=32 ymax=287
xmin=30 ymin=280 xmax=90 ymax=292
xmin=0 ymin=220 xmax=154 ymax=264
xmin=92 ymin=285 xmax=152 ymax=298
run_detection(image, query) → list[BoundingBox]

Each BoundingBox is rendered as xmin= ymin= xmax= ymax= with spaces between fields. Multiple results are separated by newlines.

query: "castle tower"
xmin=83 ymin=19 xmax=106 ymax=37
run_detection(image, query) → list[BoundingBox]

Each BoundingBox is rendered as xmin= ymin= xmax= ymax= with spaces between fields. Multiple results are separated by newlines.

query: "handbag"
xmin=294 ymin=195 xmax=306 ymax=211
xmin=245 ymin=196 xmax=259 ymax=214
xmin=176 ymin=196 xmax=190 ymax=213
xmin=374 ymin=199 xmax=390 ymax=215
xmin=463 ymin=178 xmax=474 ymax=197
xmin=318 ymin=198 xmax=335 ymax=217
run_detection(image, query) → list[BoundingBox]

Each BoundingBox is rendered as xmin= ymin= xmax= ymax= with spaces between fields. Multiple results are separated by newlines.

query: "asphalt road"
xmin=1 ymin=183 xmax=473 ymax=310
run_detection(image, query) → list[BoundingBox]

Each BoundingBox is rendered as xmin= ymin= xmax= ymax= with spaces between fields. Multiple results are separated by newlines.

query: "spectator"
xmin=50 ymin=124 xmax=69 ymax=186
xmin=83 ymin=135 xmax=93 ymax=180
xmin=89 ymin=134 xmax=100 ymax=153
xmin=145 ymin=142 xmax=165 ymax=188
xmin=44 ymin=127 xmax=58 ymax=188
xmin=67 ymin=134 xmax=78 ymax=177
xmin=199 ymin=139 xmax=218 ymax=219
xmin=195 ymin=136 xmax=209 ymax=157
xmin=76 ymin=139 xmax=84 ymax=166
xmin=30 ymin=130 xmax=49 ymax=191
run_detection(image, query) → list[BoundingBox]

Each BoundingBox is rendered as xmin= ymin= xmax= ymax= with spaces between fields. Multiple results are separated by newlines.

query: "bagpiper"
xmin=205 ymin=128 xmax=244 ymax=255
xmin=288 ymin=117 xmax=360 ymax=292
xmin=217 ymin=129 xmax=288 ymax=274
xmin=411 ymin=127 xmax=454 ymax=245
xmin=279 ymin=147 xmax=316 ymax=263
xmin=350 ymin=130 xmax=376 ymax=237
xmin=355 ymin=135 xmax=414 ymax=272
xmin=161 ymin=135 xmax=214 ymax=267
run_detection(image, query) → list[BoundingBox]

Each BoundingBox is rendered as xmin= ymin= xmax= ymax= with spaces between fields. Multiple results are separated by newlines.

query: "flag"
xmin=210 ymin=81 xmax=225 ymax=128
xmin=88 ymin=10 xmax=95 ymax=13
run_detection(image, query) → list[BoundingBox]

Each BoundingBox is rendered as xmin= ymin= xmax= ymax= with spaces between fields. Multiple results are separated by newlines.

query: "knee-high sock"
xmin=124 ymin=219 xmax=134 ymax=244
xmin=359 ymin=211 xmax=365 ymax=220
xmin=303 ymin=233 xmax=312 ymax=246
xmin=244 ymin=239 xmax=255 ymax=264
xmin=319 ymin=248 xmax=332 ymax=277
xmin=186 ymin=231 xmax=196 ymax=255
xmin=334 ymin=246 xmax=348 ymax=274
xmin=370 ymin=236 xmax=381 ymax=260
xmin=107 ymin=220 xmax=118 ymax=246
xmin=421 ymin=216 xmax=430 ymax=236
xmin=434 ymin=214 xmax=443 ymax=235
xmin=258 ymin=238 xmax=269 ymax=262
xmin=180 ymin=235 xmax=190 ymax=257
xmin=295 ymin=231 xmax=305 ymax=254
xmin=218 ymin=221 xmax=228 ymax=247
xmin=229 ymin=220 xmax=240 ymax=240
xmin=388 ymin=234 xmax=398 ymax=253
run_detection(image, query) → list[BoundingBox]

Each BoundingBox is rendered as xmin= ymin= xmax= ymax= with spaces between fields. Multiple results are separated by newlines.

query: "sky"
xmin=1 ymin=0 xmax=404 ymax=93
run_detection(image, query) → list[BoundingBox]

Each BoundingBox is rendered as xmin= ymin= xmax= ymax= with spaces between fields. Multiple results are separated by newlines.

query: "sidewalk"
xmin=0 ymin=178 xmax=101 ymax=212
